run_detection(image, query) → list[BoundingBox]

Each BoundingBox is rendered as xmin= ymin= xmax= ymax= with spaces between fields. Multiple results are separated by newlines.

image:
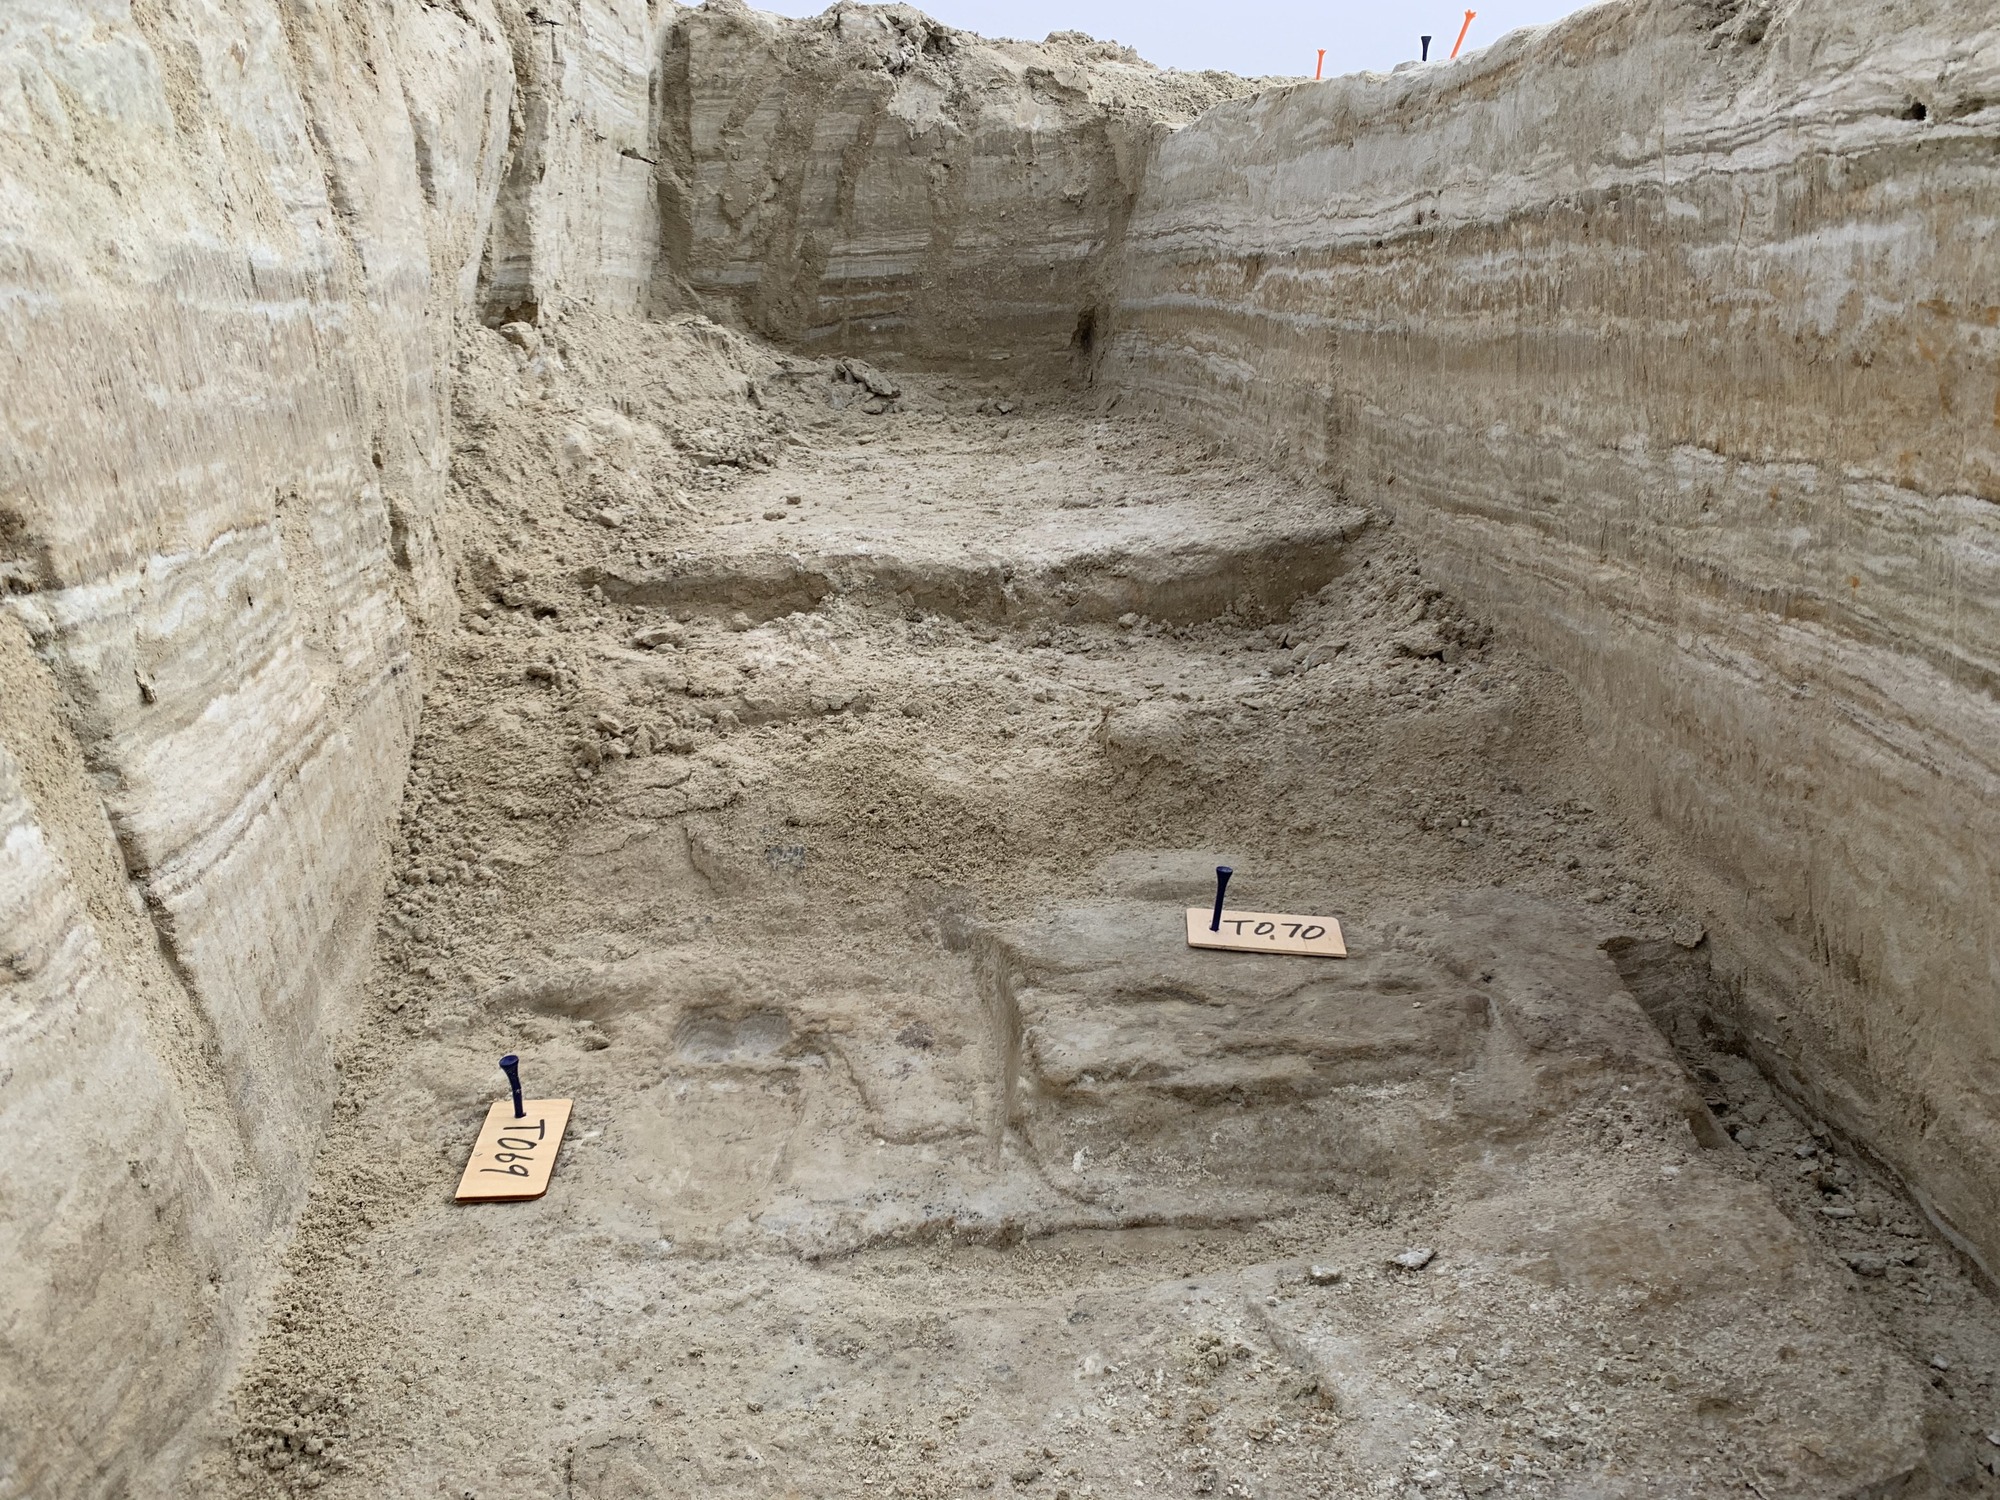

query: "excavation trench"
xmin=209 ymin=344 xmax=2000 ymax=1500
xmin=10 ymin=2 xmax=1997 ymax=1494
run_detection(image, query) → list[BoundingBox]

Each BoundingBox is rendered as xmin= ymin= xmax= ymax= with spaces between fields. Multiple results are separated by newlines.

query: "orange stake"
xmin=1450 ymin=10 xmax=1476 ymax=58
xmin=1315 ymin=48 xmax=1325 ymax=80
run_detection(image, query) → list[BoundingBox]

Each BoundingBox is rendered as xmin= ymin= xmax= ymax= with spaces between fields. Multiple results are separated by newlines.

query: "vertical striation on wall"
xmin=477 ymin=0 xmax=668 ymax=325
xmin=1103 ymin=0 xmax=2000 ymax=1272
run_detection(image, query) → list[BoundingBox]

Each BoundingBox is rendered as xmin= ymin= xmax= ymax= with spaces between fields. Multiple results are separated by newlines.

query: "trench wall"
xmin=1100 ymin=0 xmax=2000 ymax=1271
xmin=0 ymin=0 xmax=667 ymax=1491
xmin=655 ymin=2 xmax=1237 ymax=372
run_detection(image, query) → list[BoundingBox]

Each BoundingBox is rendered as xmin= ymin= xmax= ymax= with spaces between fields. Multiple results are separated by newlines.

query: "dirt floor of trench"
xmin=200 ymin=315 xmax=2000 ymax=1500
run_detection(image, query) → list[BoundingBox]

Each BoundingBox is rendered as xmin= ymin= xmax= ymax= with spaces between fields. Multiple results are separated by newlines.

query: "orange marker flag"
xmin=1315 ymin=48 xmax=1325 ymax=79
xmin=1450 ymin=10 xmax=1476 ymax=58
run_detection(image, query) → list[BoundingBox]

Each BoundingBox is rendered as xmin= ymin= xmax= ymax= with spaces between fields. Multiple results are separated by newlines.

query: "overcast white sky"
xmin=746 ymin=0 xmax=1606 ymax=81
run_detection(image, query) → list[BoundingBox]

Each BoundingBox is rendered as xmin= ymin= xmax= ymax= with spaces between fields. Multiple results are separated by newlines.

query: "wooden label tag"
xmin=1186 ymin=908 xmax=1347 ymax=958
xmin=455 ymin=1099 xmax=573 ymax=1202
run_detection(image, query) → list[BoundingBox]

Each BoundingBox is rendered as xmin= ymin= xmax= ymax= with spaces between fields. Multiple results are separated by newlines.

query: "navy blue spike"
xmin=500 ymin=1054 xmax=525 ymax=1119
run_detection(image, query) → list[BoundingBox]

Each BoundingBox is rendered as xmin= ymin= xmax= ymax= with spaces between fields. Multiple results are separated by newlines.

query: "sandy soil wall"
xmin=0 ymin=0 xmax=522 ymax=1489
xmin=478 ymin=0 xmax=669 ymax=324
xmin=655 ymin=2 xmax=1260 ymax=373
xmin=1101 ymin=0 xmax=2000 ymax=1273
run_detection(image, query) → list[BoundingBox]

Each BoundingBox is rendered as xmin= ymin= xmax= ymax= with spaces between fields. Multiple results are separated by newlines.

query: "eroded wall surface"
xmin=657 ymin=2 xmax=1261 ymax=371
xmin=0 ymin=0 xmax=519 ymax=1489
xmin=1103 ymin=0 xmax=2000 ymax=1271
xmin=479 ymin=0 xmax=669 ymax=324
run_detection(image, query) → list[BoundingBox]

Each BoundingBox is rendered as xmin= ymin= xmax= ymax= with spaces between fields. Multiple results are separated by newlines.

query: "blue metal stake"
xmin=1421 ymin=35 xmax=1432 ymax=61
xmin=1210 ymin=866 xmax=1234 ymax=932
xmin=499 ymin=1054 xmax=525 ymax=1119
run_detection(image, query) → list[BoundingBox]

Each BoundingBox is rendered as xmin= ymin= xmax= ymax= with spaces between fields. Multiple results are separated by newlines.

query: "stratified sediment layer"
xmin=1103 ymin=0 xmax=2000 ymax=1280
xmin=659 ymin=3 xmax=1270 ymax=367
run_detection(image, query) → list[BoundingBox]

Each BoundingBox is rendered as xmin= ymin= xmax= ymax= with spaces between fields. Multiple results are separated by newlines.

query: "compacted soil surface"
xmin=202 ymin=316 xmax=2000 ymax=1499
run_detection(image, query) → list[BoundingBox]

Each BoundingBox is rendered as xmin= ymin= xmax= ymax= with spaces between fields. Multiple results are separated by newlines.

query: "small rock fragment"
xmin=497 ymin=321 xmax=541 ymax=354
xmin=1307 ymin=1265 xmax=1342 ymax=1285
xmin=1391 ymin=625 xmax=1448 ymax=659
xmin=1117 ymin=612 xmax=1139 ymax=629
xmin=762 ymin=509 xmax=787 ymax=521
xmin=1297 ymin=638 xmax=1348 ymax=670
xmin=631 ymin=624 xmax=685 ymax=650
xmin=1844 ymin=1253 xmax=1887 ymax=1277
xmin=1670 ymin=916 xmax=1707 ymax=949
xmin=1391 ymin=1247 xmax=1435 ymax=1270
xmin=832 ymin=358 xmax=901 ymax=400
